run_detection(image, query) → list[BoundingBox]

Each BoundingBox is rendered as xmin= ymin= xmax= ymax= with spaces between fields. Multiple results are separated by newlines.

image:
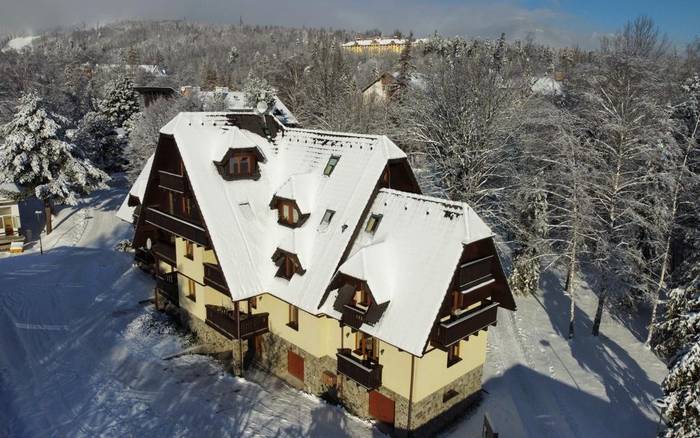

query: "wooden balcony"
xmin=203 ymin=263 xmax=229 ymax=296
xmin=336 ymin=348 xmax=382 ymax=390
xmin=152 ymin=241 xmax=176 ymax=265
xmin=158 ymin=170 xmax=186 ymax=193
xmin=156 ymin=271 xmax=179 ymax=306
xmin=341 ymin=304 xmax=367 ymax=329
xmin=432 ymin=301 xmax=498 ymax=349
xmin=134 ymin=247 xmax=154 ymax=266
xmin=205 ymin=305 xmax=269 ymax=340
xmin=144 ymin=207 xmax=208 ymax=247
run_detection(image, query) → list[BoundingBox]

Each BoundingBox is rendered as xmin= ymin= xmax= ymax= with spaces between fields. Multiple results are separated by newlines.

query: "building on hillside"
xmin=180 ymin=86 xmax=300 ymax=127
xmin=342 ymin=38 xmax=407 ymax=54
xmin=362 ymin=71 xmax=425 ymax=103
xmin=118 ymin=112 xmax=515 ymax=437
xmin=0 ymin=183 xmax=23 ymax=251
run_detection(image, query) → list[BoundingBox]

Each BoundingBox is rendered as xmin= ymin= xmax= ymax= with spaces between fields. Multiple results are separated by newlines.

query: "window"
xmin=228 ymin=153 xmax=256 ymax=178
xmin=353 ymin=283 xmax=371 ymax=310
xmin=354 ymin=332 xmax=379 ymax=362
xmin=443 ymin=389 xmax=459 ymax=403
xmin=249 ymin=296 xmax=257 ymax=309
xmin=447 ymin=342 xmax=461 ymax=367
xmin=184 ymin=240 xmax=194 ymax=260
xmin=365 ymin=214 xmax=383 ymax=234
xmin=181 ymin=197 xmax=192 ymax=218
xmin=320 ymin=209 xmax=335 ymax=225
xmin=167 ymin=192 xmax=175 ymax=215
xmin=381 ymin=167 xmax=391 ymax=186
xmin=186 ymin=278 xmax=196 ymax=302
xmin=288 ymin=304 xmax=299 ymax=330
xmin=278 ymin=200 xmax=300 ymax=226
xmin=323 ymin=155 xmax=340 ymax=176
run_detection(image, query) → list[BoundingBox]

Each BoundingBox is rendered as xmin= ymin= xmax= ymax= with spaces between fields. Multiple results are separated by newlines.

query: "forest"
xmin=0 ymin=17 xmax=698 ymax=437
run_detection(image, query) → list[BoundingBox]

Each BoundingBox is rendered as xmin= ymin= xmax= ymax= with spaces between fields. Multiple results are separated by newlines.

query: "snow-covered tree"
xmin=98 ymin=74 xmax=140 ymax=128
xmin=243 ymin=72 xmax=277 ymax=110
xmin=653 ymin=262 xmax=699 ymax=437
xmin=73 ymin=111 xmax=127 ymax=172
xmin=0 ymin=92 xmax=109 ymax=233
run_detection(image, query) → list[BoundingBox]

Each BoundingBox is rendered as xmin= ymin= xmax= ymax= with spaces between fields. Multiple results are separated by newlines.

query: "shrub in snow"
xmin=74 ymin=111 xmax=127 ymax=172
xmin=0 ymin=92 xmax=109 ymax=230
xmin=98 ymin=74 xmax=140 ymax=128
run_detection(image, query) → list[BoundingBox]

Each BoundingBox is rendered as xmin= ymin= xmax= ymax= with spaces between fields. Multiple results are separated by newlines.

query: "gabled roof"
xmin=319 ymin=189 xmax=493 ymax=356
xmin=158 ymin=112 xmax=406 ymax=314
xmin=116 ymin=155 xmax=153 ymax=223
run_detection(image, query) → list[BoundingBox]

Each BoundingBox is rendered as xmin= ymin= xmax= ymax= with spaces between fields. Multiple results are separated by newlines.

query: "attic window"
xmin=321 ymin=209 xmax=335 ymax=225
xmin=272 ymin=249 xmax=305 ymax=280
xmin=323 ymin=155 xmax=340 ymax=176
xmin=228 ymin=154 xmax=256 ymax=177
xmin=278 ymin=199 xmax=301 ymax=226
xmin=214 ymin=147 xmax=264 ymax=181
xmin=365 ymin=214 xmax=383 ymax=234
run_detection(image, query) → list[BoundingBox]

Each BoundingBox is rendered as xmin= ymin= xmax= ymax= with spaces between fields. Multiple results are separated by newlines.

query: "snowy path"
xmin=447 ymin=270 xmax=668 ymax=438
xmin=0 ymin=183 xmax=379 ymax=438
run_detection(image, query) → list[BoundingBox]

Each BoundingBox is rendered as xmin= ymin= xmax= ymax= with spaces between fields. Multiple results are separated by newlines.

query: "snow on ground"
xmin=3 ymin=36 xmax=39 ymax=52
xmin=0 ymin=179 xmax=380 ymax=438
xmin=447 ymin=269 xmax=668 ymax=437
xmin=0 ymin=178 xmax=667 ymax=437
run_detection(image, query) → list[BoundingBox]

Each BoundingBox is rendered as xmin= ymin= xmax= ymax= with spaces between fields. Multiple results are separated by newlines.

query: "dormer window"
xmin=272 ymin=248 xmax=305 ymax=280
xmin=324 ymin=155 xmax=340 ymax=176
xmin=352 ymin=283 xmax=372 ymax=310
xmin=214 ymin=147 xmax=265 ymax=181
xmin=365 ymin=214 xmax=382 ymax=234
xmin=278 ymin=199 xmax=301 ymax=226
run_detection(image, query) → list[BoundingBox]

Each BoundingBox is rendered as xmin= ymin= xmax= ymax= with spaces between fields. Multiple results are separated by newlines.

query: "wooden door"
xmin=287 ymin=350 xmax=304 ymax=382
xmin=369 ymin=390 xmax=395 ymax=425
xmin=2 ymin=217 xmax=12 ymax=236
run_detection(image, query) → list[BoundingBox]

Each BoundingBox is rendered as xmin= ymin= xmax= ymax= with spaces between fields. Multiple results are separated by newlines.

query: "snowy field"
xmin=0 ymin=179 xmax=667 ymax=437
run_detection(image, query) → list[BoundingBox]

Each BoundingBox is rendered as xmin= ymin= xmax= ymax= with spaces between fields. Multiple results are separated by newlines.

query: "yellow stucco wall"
xmin=412 ymin=334 xmax=487 ymax=402
xmin=171 ymin=238 xmax=487 ymax=404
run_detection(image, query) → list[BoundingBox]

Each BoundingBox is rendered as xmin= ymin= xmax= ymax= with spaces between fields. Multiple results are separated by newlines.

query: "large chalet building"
xmin=118 ymin=111 xmax=515 ymax=436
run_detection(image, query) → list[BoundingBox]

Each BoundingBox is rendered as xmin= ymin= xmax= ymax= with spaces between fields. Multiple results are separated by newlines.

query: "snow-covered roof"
xmin=2 ymin=35 xmax=39 ymax=52
xmin=159 ymin=112 xmax=405 ymax=315
xmin=116 ymin=155 xmax=153 ymax=223
xmin=0 ymin=182 xmax=20 ymax=202
xmin=343 ymin=38 xmax=407 ymax=47
xmin=319 ymin=189 xmax=493 ymax=356
xmin=193 ymin=88 xmax=299 ymax=126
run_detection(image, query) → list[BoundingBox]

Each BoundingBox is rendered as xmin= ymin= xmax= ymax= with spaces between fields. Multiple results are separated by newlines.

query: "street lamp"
xmin=34 ymin=210 xmax=43 ymax=255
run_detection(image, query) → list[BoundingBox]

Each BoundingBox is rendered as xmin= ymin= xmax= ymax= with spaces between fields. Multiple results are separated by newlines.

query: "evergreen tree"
xmin=393 ymin=32 xmax=414 ymax=98
xmin=98 ymin=75 xmax=140 ymax=128
xmin=653 ymin=262 xmax=699 ymax=437
xmin=243 ymin=71 xmax=277 ymax=110
xmin=73 ymin=111 xmax=127 ymax=172
xmin=0 ymin=93 xmax=109 ymax=233
xmin=201 ymin=64 xmax=218 ymax=90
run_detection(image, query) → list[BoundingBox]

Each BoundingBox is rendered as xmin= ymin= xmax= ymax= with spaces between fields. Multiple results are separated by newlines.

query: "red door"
xmin=369 ymin=390 xmax=395 ymax=425
xmin=287 ymin=350 xmax=304 ymax=382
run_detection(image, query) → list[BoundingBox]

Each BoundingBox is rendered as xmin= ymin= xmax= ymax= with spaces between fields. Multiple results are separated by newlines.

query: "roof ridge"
xmin=378 ymin=188 xmax=467 ymax=210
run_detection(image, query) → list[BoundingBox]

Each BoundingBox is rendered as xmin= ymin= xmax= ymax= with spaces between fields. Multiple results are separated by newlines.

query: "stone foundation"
xmin=167 ymin=310 xmax=482 ymax=437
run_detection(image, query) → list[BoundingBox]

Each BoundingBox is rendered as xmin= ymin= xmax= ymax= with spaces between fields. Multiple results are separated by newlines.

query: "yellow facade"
xmin=343 ymin=43 xmax=404 ymax=54
xmin=171 ymin=237 xmax=488 ymax=407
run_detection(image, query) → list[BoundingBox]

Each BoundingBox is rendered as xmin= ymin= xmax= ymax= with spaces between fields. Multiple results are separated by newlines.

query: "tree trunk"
xmin=646 ymin=238 xmax=671 ymax=345
xmin=566 ymin=244 xmax=577 ymax=339
xmin=592 ymin=288 xmax=606 ymax=336
xmin=44 ymin=201 xmax=53 ymax=235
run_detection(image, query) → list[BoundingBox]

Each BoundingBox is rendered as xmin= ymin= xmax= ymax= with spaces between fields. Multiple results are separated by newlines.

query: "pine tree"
xmin=0 ymin=92 xmax=109 ymax=233
xmin=654 ymin=262 xmax=699 ymax=437
xmin=98 ymin=74 xmax=140 ymax=128
xmin=201 ymin=64 xmax=218 ymax=90
xmin=393 ymin=32 xmax=414 ymax=99
xmin=73 ymin=111 xmax=127 ymax=172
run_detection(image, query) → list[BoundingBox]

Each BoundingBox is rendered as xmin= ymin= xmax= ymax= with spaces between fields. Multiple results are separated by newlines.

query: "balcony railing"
xmin=341 ymin=304 xmax=367 ymax=329
xmin=152 ymin=242 xmax=176 ymax=265
xmin=144 ymin=207 xmax=208 ymax=247
xmin=134 ymin=247 xmax=154 ymax=266
xmin=158 ymin=170 xmax=186 ymax=193
xmin=205 ymin=305 xmax=269 ymax=340
xmin=432 ymin=301 xmax=498 ymax=348
xmin=156 ymin=271 xmax=179 ymax=306
xmin=336 ymin=348 xmax=382 ymax=390
xmin=203 ymin=263 xmax=229 ymax=296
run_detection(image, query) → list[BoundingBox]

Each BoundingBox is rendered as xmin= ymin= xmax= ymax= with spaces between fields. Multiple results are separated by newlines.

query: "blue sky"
xmin=0 ymin=0 xmax=698 ymax=47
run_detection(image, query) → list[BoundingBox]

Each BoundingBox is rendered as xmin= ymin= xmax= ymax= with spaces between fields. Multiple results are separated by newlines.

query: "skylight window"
xmin=321 ymin=209 xmax=335 ymax=225
xmin=365 ymin=214 xmax=383 ymax=234
xmin=323 ymin=155 xmax=341 ymax=176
